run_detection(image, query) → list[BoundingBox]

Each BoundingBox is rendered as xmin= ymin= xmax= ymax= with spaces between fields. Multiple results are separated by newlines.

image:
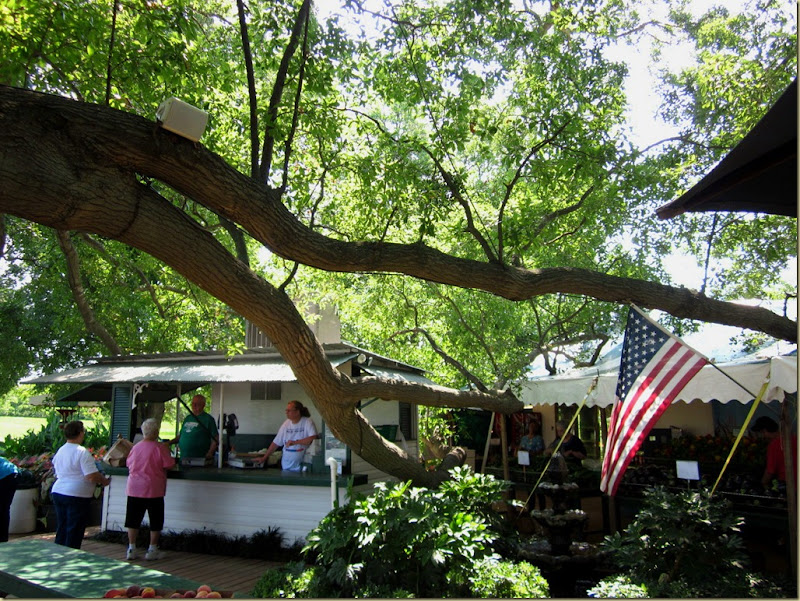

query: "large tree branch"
xmin=0 ymin=86 xmax=794 ymax=345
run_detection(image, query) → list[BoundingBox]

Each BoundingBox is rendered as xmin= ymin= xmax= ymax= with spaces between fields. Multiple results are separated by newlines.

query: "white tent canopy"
xmin=516 ymin=351 xmax=797 ymax=408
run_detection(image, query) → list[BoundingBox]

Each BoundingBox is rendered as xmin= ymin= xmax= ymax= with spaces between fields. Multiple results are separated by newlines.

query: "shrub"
xmin=302 ymin=466 xmax=509 ymax=597
xmin=600 ymin=486 xmax=789 ymax=597
xmin=250 ymin=562 xmax=318 ymax=598
xmin=587 ymin=574 xmax=649 ymax=598
xmin=91 ymin=527 xmax=303 ymax=563
xmin=465 ymin=557 xmax=549 ymax=598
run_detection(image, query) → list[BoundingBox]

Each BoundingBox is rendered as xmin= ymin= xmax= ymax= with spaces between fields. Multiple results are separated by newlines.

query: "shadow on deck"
xmin=7 ymin=527 xmax=282 ymax=597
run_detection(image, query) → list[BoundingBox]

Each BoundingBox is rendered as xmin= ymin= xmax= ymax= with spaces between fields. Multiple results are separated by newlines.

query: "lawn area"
xmin=0 ymin=416 xmax=101 ymax=441
xmin=1 ymin=416 xmax=50 ymax=440
xmin=1 ymin=415 xmax=176 ymax=443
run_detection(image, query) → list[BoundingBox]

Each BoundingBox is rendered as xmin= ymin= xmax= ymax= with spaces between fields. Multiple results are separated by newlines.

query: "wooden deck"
xmin=6 ymin=528 xmax=283 ymax=597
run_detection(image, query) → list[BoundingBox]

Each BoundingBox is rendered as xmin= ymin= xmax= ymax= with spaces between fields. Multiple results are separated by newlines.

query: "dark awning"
xmin=657 ymin=79 xmax=797 ymax=219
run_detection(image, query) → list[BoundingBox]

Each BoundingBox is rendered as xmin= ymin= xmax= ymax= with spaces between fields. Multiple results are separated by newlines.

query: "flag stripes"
xmin=600 ymin=306 xmax=708 ymax=496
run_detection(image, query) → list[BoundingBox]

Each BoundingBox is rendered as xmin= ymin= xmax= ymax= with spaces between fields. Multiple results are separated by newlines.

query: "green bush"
xmin=302 ymin=466 xmax=509 ymax=597
xmin=599 ymin=486 xmax=789 ymax=597
xmin=92 ymin=526 xmax=303 ymax=562
xmin=587 ymin=574 xmax=649 ymax=598
xmin=465 ymin=557 xmax=549 ymax=598
xmin=251 ymin=562 xmax=319 ymax=598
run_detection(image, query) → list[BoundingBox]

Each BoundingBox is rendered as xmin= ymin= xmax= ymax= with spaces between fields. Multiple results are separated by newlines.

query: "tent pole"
xmin=481 ymin=412 xmax=495 ymax=474
xmin=500 ymin=413 xmax=510 ymax=482
xmin=780 ymin=400 xmax=796 ymax=578
xmin=218 ymin=383 xmax=224 ymax=468
xmin=176 ymin=384 xmax=182 ymax=442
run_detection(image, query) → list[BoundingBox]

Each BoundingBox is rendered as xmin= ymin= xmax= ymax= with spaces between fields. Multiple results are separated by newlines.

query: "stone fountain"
xmin=512 ymin=453 xmax=610 ymax=597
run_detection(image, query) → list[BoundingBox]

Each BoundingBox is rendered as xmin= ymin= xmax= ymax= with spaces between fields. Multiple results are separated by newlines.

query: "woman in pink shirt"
xmin=124 ymin=418 xmax=175 ymax=560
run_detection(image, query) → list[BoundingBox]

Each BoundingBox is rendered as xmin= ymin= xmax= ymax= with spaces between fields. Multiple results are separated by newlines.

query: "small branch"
xmin=259 ymin=0 xmax=311 ymax=184
xmin=56 ymin=230 xmax=124 ymax=355
xmin=281 ymin=5 xmax=310 ymax=193
xmin=104 ymin=0 xmax=119 ymax=107
xmin=236 ymin=0 xmax=260 ymax=178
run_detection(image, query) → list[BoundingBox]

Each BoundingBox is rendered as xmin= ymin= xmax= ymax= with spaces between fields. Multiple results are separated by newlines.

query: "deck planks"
xmin=7 ymin=529 xmax=283 ymax=597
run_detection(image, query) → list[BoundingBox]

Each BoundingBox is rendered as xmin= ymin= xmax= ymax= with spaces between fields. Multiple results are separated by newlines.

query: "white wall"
xmin=103 ymin=475 xmax=346 ymax=544
xmin=654 ymin=401 xmax=714 ymax=436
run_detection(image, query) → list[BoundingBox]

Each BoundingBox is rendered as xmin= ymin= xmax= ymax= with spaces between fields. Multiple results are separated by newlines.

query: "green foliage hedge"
xmin=251 ymin=467 xmax=549 ymax=598
xmin=592 ymin=486 xmax=791 ymax=598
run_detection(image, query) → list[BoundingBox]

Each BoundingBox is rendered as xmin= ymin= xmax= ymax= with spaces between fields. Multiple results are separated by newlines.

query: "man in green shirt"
xmin=170 ymin=394 xmax=218 ymax=460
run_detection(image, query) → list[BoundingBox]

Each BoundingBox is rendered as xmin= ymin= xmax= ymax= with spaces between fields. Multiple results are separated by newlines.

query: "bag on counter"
xmin=103 ymin=437 xmax=134 ymax=467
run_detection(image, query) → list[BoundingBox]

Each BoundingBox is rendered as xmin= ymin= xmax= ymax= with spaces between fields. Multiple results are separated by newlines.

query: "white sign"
xmin=676 ymin=460 xmax=700 ymax=481
xmin=517 ymin=451 xmax=530 ymax=466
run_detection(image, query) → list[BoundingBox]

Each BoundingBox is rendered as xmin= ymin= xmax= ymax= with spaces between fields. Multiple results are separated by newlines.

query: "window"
xmin=250 ymin=382 xmax=281 ymax=401
xmin=399 ymin=402 xmax=414 ymax=439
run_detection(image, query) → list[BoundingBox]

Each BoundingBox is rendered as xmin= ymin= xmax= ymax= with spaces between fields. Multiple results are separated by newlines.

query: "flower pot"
xmin=9 ymin=487 xmax=38 ymax=534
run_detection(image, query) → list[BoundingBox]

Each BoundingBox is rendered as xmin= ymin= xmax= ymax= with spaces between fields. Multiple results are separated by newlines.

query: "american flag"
xmin=600 ymin=306 xmax=709 ymax=496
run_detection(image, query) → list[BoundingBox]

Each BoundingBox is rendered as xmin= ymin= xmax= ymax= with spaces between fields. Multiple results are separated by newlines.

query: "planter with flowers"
xmin=3 ymin=415 xmax=110 ymax=532
xmin=30 ymin=446 xmax=108 ymax=532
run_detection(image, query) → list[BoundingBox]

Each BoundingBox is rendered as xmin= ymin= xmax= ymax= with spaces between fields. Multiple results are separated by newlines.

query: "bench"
xmin=0 ymin=540 xmax=208 ymax=598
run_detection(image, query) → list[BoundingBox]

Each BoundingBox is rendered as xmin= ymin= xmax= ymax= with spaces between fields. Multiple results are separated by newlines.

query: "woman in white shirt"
xmin=255 ymin=401 xmax=318 ymax=472
xmin=51 ymin=420 xmax=111 ymax=548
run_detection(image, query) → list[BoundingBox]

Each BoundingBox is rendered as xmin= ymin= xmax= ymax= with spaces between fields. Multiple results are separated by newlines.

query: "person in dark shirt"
xmin=546 ymin=420 xmax=587 ymax=462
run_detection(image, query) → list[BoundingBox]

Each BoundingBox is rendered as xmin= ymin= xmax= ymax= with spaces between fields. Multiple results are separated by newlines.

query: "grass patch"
xmin=1 ymin=417 xmax=58 ymax=441
xmin=0 ymin=416 xmax=178 ymax=447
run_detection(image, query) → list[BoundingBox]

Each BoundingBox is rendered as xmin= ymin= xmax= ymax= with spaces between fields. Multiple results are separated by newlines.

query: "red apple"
xmin=196 ymin=585 xmax=212 ymax=593
xmin=141 ymin=587 xmax=156 ymax=598
xmin=182 ymin=592 xmax=196 ymax=599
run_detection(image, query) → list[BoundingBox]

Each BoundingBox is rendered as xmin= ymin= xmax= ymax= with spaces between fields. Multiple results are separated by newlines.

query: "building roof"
xmin=657 ymin=78 xmax=797 ymax=219
xmin=25 ymin=342 xmax=432 ymax=404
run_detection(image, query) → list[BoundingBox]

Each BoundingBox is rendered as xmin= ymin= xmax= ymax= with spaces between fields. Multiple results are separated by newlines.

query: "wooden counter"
xmin=107 ymin=464 xmax=368 ymax=487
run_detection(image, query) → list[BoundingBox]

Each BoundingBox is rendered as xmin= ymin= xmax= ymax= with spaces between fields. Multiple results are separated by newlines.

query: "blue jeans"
xmin=52 ymin=492 xmax=92 ymax=549
xmin=0 ymin=473 xmax=18 ymax=542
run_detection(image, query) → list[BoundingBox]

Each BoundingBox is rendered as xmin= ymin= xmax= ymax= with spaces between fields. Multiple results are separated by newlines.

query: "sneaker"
xmin=145 ymin=548 xmax=164 ymax=560
xmin=126 ymin=548 xmax=140 ymax=560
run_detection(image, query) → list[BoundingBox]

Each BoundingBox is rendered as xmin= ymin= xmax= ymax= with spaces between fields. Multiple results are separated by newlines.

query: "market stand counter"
xmin=103 ymin=466 xmax=369 ymax=543
xmin=0 ymin=539 xmax=215 ymax=598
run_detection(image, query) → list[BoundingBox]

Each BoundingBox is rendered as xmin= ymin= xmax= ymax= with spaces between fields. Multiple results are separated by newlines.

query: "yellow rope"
xmin=710 ymin=378 xmax=770 ymax=497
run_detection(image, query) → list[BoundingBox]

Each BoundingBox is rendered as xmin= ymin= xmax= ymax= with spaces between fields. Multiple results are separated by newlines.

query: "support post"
xmin=780 ymin=400 xmax=796 ymax=578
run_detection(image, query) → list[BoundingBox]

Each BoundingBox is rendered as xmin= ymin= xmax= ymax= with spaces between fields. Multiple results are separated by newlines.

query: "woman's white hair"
xmin=141 ymin=418 xmax=161 ymax=438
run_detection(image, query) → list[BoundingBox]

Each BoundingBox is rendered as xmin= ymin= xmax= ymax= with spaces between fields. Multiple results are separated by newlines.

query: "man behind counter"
xmin=169 ymin=394 xmax=218 ymax=461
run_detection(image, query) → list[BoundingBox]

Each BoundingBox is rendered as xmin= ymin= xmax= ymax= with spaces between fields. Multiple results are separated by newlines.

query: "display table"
xmin=0 ymin=540 xmax=205 ymax=598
